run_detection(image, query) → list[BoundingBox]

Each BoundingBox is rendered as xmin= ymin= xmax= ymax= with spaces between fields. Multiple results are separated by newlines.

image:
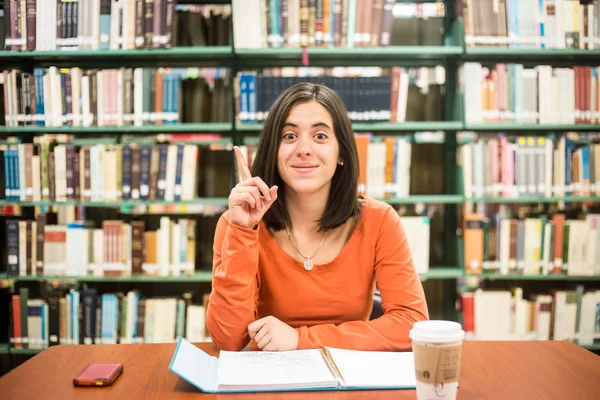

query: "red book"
xmin=12 ymin=295 xmax=22 ymax=349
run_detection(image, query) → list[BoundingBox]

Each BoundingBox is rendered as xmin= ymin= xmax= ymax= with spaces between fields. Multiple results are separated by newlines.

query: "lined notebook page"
xmin=217 ymin=349 xmax=338 ymax=388
xmin=326 ymin=348 xmax=417 ymax=389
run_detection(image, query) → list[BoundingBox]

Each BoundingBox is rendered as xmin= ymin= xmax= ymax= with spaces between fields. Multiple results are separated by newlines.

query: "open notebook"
xmin=168 ymin=338 xmax=416 ymax=393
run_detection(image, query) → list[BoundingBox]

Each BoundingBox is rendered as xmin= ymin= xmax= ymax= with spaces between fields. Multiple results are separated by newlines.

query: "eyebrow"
xmin=283 ymin=121 xmax=332 ymax=130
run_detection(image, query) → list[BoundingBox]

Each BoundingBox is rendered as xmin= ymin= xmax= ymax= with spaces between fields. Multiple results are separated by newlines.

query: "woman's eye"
xmin=282 ymin=133 xmax=296 ymax=140
xmin=315 ymin=133 xmax=327 ymax=140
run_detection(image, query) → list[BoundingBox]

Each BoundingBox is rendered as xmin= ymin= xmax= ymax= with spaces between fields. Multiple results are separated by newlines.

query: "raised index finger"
xmin=234 ymin=145 xmax=252 ymax=181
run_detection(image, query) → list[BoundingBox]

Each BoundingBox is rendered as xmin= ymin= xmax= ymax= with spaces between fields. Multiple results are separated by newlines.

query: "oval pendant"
xmin=304 ymin=259 xmax=313 ymax=271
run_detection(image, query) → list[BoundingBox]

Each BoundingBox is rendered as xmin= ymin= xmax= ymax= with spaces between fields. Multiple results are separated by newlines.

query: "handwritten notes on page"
xmin=217 ymin=349 xmax=339 ymax=390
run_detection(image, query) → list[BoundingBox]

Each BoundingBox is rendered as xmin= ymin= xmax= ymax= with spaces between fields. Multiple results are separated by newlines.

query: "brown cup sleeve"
xmin=413 ymin=342 xmax=463 ymax=384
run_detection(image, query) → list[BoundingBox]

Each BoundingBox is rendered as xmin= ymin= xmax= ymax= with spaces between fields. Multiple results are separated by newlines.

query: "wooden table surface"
xmin=1 ymin=341 xmax=599 ymax=400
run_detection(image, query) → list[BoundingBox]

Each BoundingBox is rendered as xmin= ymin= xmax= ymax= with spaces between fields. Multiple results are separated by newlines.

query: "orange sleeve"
xmin=205 ymin=212 xmax=261 ymax=351
xmin=296 ymin=206 xmax=429 ymax=350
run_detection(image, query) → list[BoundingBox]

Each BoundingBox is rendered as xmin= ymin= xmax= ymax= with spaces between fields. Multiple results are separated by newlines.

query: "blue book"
xmin=173 ymin=144 xmax=184 ymax=201
xmin=99 ymin=0 xmax=112 ymax=50
xmin=169 ymin=337 xmax=417 ymax=393
xmin=34 ymin=69 xmax=45 ymax=126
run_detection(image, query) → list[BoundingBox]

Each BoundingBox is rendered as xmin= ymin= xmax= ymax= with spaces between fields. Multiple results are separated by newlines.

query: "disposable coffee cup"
xmin=409 ymin=320 xmax=465 ymax=400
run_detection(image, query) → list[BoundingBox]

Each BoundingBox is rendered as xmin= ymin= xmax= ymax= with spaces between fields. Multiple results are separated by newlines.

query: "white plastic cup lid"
xmin=409 ymin=320 xmax=465 ymax=343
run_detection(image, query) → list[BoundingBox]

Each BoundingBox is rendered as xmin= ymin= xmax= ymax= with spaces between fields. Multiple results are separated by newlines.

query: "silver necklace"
xmin=285 ymin=227 xmax=328 ymax=271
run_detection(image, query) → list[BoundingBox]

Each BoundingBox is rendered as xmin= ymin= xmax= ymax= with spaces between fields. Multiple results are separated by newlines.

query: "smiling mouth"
xmin=292 ymin=166 xmax=318 ymax=172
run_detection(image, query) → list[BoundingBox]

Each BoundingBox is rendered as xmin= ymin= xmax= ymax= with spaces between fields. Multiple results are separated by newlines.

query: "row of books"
xmin=2 ymin=0 xmax=177 ymax=51
xmin=1 ymin=67 xmax=231 ymax=127
xmin=175 ymin=4 xmax=231 ymax=47
xmin=3 ymin=214 xmax=222 ymax=278
xmin=460 ymin=0 xmax=600 ymax=50
xmin=459 ymin=287 xmax=600 ymax=345
xmin=9 ymin=288 xmax=210 ymax=350
xmin=463 ymin=211 xmax=600 ymax=277
xmin=462 ymin=63 xmax=600 ymax=125
xmin=236 ymin=67 xmax=444 ymax=124
xmin=0 ymin=139 xmax=234 ymax=202
xmin=458 ymin=134 xmax=600 ymax=199
xmin=232 ymin=0 xmax=446 ymax=49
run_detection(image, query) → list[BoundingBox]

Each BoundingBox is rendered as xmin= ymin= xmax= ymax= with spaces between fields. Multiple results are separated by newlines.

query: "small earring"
xmin=338 ymin=161 xmax=344 ymax=166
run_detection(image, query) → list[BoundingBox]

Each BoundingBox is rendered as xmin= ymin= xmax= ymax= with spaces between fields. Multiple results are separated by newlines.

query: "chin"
xmin=285 ymin=181 xmax=330 ymax=195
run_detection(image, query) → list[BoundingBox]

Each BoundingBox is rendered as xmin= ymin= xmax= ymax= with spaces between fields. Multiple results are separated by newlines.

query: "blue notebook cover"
xmin=168 ymin=337 xmax=417 ymax=393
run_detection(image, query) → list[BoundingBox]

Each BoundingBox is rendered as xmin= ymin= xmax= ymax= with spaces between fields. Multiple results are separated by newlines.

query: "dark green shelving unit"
xmin=0 ymin=123 xmax=234 ymax=134
xmin=0 ymin=47 xmax=233 ymax=68
xmin=462 ymin=48 xmax=600 ymax=66
xmin=0 ymin=198 xmax=230 ymax=208
xmin=464 ymin=273 xmax=600 ymax=282
xmin=235 ymin=46 xmax=462 ymax=68
xmin=382 ymin=195 xmax=465 ymax=204
xmin=11 ymin=271 xmax=213 ymax=283
xmin=465 ymin=124 xmax=600 ymax=132
xmin=468 ymin=196 xmax=600 ymax=204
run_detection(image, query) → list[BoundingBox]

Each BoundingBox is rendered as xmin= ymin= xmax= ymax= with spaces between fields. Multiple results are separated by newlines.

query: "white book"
xmin=463 ymin=63 xmax=482 ymax=124
xmin=400 ymin=216 xmax=430 ymax=274
xmin=232 ymin=0 xmax=263 ymax=49
xmin=164 ymin=144 xmax=178 ymax=201
xmin=169 ymin=338 xmax=417 ymax=393
xmin=181 ymin=145 xmax=198 ymax=200
xmin=185 ymin=305 xmax=206 ymax=342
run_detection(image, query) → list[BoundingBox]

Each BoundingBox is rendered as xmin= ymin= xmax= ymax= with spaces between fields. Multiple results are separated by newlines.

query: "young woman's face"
xmin=277 ymin=101 xmax=341 ymax=196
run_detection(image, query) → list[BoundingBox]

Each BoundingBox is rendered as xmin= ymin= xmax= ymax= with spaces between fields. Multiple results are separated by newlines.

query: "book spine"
xmin=139 ymin=145 xmax=151 ymax=200
xmin=99 ymin=0 xmax=111 ymax=50
xmin=6 ymin=220 xmax=20 ymax=276
xmin=144 ymin=0 xmax=154 ymax=48
xmin=35 ymin=213 xmax=45 ymax=275
xmin=25 ymin=0 xmax=36 ymax=50
xmin=131 ymin=221 xmax=144 ymax=275
xmin=164 ymin=0 xmax=175 ymax=48
xmin=130 ymin=145 xmax=141 ymax=200
xmin=173 ymin=144 xmax=184 ymax=201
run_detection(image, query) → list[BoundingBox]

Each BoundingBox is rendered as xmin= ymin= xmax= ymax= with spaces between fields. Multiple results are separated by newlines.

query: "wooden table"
xmin=1 ymin=341 xmax=599 ymax=399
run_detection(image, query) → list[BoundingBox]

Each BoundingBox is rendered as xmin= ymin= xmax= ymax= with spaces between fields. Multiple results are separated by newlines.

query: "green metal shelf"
xmin=235 ymin=46 xmax=462 ymax=67
xmin=0 ymin=198 xmax=229 ymax=207
xmin=11 ymin=271 xmax=213 ymax=283
xmin=468 ymin=196 xmax=600 ymax=204
xmin=0 ymin=46 xmax=233 ymax=68
xmin=464 ymin=124 xmax=600 ymax=132
xmin=7 ymin=348 xmax=43 ymax=355
xmin=353 ymin=122 xmax=463 ymax=132
xmin=6 ymin=271 xmax=467 ymax=282
xmin=180 ymin=0 xmax=231 ymax=3
xmin=582 ymin=344 xmax=600 ymax=351
xmin=0 ymin=344 xmax=8 ymax=354
xmin=236 ymin=122 xmax=463 ymax=133
xmin=6 ymin=196 xmax=598 ymax=208
xmin=419 ymin=268 xmax=464 ymax=280
xmin=462 ymin=48 xmax=600 ymax=66
xmin=464 ymin=273 xmax=600 ymax=281
xmin=382 ymin=195 xmax=465 ymax=204
xmin=0 ymin=123 xmax=233 ymax=134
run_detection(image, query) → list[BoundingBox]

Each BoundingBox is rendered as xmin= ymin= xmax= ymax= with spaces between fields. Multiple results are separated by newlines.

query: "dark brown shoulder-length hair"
xmin=251 ymin=82 xmax=361 ymax=232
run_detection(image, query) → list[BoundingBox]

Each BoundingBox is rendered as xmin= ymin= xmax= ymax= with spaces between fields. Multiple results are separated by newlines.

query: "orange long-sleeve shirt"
xmin=206 ymin=196 xmax=429 ymax=351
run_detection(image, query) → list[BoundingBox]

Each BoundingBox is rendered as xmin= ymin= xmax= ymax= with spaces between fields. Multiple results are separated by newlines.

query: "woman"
xmin=206 ymin=82 xmax=428 ymax=352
